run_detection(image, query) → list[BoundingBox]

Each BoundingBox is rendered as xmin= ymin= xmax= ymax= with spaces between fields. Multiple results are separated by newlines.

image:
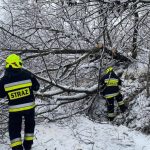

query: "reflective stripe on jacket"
xmin=104 ymin=92 xmax=119 ymax=99
xmin=9 ymin=102 xmax=35 ymax=112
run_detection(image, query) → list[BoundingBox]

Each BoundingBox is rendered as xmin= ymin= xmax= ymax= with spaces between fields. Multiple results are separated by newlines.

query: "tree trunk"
xmin=132 ymin=1 xmax=139 ymax=59
xmin=147 ymin=51 xmax=150 ymax=98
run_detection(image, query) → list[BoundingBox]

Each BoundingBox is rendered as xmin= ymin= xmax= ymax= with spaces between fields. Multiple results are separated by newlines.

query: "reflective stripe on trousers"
xmin=108 ymin=113 xmax=116 ymax=118
xmin=24 ymin=133 xmax=34 ymax=141
xmin=9 ymin=102 xmax=35 ymax=112
xmin=10 ymin=138 xmax=22 ymax=148
xmin=118 ymin=100 xmax=125 ymax=106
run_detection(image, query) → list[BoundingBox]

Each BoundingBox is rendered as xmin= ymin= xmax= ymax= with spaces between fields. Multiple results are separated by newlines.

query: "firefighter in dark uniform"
xmin=0 ymin=54 xmax=40 ymax=150
xmin=100 ymin=66 xmax=127 ymax=121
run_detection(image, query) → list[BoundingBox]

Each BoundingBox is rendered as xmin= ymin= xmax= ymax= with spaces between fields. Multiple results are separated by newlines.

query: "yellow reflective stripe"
xmin=105 ymin=67 xmax=113 ymax=74
xmin=24 ymin=133 xmax=34 ymax=141
xmin=9 ymin=103 xmax=35 ymax=112
xmin=4 ymin=80 xmax=31 ymax=87
xmin=104 ymin=93 xmax=119 ymax=98
xmin=118 ymin=100 xmax=124 ymax=106
xmin=105 ymin=78 xmax=118 ymax=82
xmin=24 ymin=136 xmax=34 ymax=141
xmin=10 ymin=138 xmax=22 ymax=148
xmin=105 ymin=79 xmax=119 ymax=86
xmin=5 ymin=83 xmax=32 ymax=91
xmin=11 ymin=141 xmax=22 ymax=147
xmin=9 ymin=102 xmax=35 ymax=109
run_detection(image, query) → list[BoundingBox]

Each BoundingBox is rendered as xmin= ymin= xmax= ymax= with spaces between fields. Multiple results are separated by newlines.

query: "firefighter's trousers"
xmin=106 ymin=93 xmax=127 ymax=121
xmin=9 ymin=109 xmax=35 ymax=150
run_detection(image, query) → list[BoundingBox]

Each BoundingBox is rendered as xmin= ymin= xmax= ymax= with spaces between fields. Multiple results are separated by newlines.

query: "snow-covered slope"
xmin=1 ymin=116 xmax=150 ymax=150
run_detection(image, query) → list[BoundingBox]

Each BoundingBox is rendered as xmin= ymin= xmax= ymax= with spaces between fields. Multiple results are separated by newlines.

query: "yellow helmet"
xmin=5 ymin=54 xmax=22 ymax=69
xmin=104 ymin=66 xmax=113 ymax=74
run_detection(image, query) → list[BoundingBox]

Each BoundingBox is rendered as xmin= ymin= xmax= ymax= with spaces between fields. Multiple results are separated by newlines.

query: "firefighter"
xmin=99 ymin=66 xmax=127 ymax=121
xmin=0 ymin=54 xmax=40 ymax=150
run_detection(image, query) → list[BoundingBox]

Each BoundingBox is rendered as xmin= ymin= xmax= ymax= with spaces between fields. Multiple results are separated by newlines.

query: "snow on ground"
xmin=126 ymin=90 xmax=150 ymax=131
xmin=1 ymin=116 xmax=150 ymax=150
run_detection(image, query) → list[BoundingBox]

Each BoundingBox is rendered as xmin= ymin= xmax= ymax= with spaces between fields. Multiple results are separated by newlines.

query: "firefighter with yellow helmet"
xmin=0 ymin=54 xmax=40 ymax=150
xmin=100 ymin=66 xmax=127 ymax=121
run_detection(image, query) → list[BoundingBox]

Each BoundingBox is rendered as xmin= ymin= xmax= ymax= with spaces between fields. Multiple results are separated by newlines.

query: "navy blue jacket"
xmin=100 ymin=71 xmax=122 ymax=98
xmin=0 ymin=68 xmax=40 ymax=112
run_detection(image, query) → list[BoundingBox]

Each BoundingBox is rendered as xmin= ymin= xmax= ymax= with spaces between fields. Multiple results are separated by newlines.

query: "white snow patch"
xmin=1 ymin=116 xmax=150 ymax=150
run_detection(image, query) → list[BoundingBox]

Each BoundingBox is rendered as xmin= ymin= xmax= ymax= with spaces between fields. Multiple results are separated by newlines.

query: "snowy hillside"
xmin=1 ymin=116 xmax=150 ymax=150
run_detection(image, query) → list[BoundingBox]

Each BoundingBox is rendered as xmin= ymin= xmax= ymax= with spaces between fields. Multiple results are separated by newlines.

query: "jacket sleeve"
xmin=31 ymin=74 xmax=40 ymax=91
xmin=0 ymin=78 xmax=7 ymax=98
